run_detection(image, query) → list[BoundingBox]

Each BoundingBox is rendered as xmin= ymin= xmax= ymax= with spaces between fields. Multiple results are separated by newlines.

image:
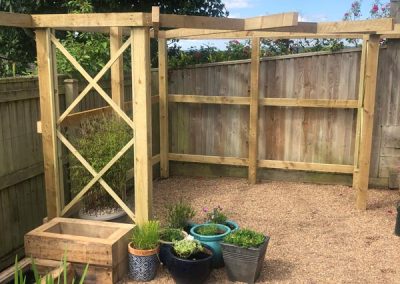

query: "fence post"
xmin=354 ymin=34 xmax=380 ymax=210
xmin=64 ymin=79 xmax=79 ymax=113
xmin=110 ymin=27 xmax=125 ymax=109
xmin=248 ymin=37 xmax=261 ymax=184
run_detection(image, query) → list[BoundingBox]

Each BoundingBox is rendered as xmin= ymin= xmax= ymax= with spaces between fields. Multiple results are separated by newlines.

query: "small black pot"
xmin=159 ymin=243 xmax=172 ymax=266
xmin=395 ymin=203 xmax=400 ymax=236
xmin=167 ymin=246 xmax=213 ymax=284
xmin=221 ymin=236 xmax=270 ymax=284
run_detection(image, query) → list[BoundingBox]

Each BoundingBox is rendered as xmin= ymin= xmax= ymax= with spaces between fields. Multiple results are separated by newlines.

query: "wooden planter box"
xmin=0 ymin=258 xmax=73 ymax=283
xmin=24 ymin=217 xmax=132 ymax=283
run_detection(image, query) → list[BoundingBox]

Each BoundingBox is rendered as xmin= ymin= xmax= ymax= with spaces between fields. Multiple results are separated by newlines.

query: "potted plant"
xmin=203 ymin=205 xmax=239 ymax=232
xmin=190 ymin=223 xmax=231 ymax=268
xmin=221 ymin=229 xmax=270 ymax=283
xmin=166 ymin=199 xmax=196 ymax=233
xmin=69 ymin=114 xmax=132 ymax=221
xmin=167 ymin=239 xmax=213 ymax=284
xmin=128 ymin=221 xmax=160 ymax=281
xmin=159 ymin=228 xmax=187 ymax=266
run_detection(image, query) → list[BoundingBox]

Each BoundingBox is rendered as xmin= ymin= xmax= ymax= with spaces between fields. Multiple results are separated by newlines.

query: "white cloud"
xmin=224 ymin=0 xmax=251 ymax=9
xmin=228 ymin=13 xmax=241 ymax=18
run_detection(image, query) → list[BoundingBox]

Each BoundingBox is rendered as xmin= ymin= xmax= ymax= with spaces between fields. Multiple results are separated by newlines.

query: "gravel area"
xmin=125 ymin=176 xmax=400 ymax=283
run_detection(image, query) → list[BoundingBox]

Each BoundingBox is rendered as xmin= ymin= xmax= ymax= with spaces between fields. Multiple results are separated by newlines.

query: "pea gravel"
xmin=123 ymin=177 xmax=400 ymax=283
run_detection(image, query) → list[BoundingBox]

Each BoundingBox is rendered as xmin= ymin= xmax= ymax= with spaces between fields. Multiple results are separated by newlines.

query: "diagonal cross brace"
xmin=57 ymin=131 xmax=135 ymax=222
xmin=51 ymin=34 xmax=134 ymax=129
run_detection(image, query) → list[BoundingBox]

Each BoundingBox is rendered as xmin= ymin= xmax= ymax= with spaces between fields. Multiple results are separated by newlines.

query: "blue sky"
xmin=178 ymin=0 xmax=379 ymax=50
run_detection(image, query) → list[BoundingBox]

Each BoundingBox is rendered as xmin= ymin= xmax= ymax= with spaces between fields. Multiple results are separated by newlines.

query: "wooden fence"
xmin=0 ymin=46 xmax=399 ymax=270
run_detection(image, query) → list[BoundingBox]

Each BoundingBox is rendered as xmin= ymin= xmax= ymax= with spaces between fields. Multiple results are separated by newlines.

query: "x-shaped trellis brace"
xmin=50 ymin=34 xmax=136 ymax=222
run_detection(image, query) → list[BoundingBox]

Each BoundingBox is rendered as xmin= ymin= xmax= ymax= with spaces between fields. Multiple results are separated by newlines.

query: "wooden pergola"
xmin=1 ymin=7 xmax=399 ymax=224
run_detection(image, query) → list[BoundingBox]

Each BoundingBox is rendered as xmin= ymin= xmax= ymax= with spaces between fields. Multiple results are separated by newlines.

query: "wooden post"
xmin=36 ymin=29 xmax=62 ymax=219
xmin=354 ymin=34 xmax=380 ymax=210
xmin=158 ymin=38 xmax=169 ymax=178
xmin=110 ymin=27 xmax=124 ymax=108
xmin=64 ymin=79 xmax=80 ymax=113
xmin=132 ymin=27 xmax=153 ymax=224
xmin=248 ymin=37 xmax=261 ymax=184
xmin=352 ymin=36 xmax=368 ymax=191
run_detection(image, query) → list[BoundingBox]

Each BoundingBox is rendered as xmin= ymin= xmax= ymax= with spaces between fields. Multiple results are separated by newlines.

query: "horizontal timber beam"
xmin=0 ymin=12 xmax=33 ymax=28
xmin=167 ymin=95 xmax=358 ymax=109
xmin=258 ymin=160 xmax=354 ymax=174
xmin=168 ymin=94 xmax=250 ymax=105
xmin=168 ymin=153 xmax=248 ymax=166
xmin=260 ymin=98 xmax=359 ymax=108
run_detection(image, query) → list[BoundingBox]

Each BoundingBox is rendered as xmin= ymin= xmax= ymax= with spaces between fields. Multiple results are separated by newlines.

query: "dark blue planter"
xmin=190 ymin=223 xmax=231 ymax=268
xmin=167 ymin=245 xmax=213 ymax=284
xmin=128 ymin=244 xmax=159 ymax=281
xmin=159 ymin=243 xmax=172 ymax=266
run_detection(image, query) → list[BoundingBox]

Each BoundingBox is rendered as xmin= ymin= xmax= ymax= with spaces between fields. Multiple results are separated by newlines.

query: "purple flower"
xmin=202 ymin=207 xmax=208 ymax=213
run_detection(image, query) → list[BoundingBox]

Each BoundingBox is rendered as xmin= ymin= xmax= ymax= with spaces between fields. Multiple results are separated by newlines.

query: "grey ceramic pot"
xmin=221 ymin=236 xmax=270 ymax=283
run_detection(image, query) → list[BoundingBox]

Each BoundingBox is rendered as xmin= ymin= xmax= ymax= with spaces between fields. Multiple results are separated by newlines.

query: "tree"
xmin=0 ymin=0 xmax=228 ymax=77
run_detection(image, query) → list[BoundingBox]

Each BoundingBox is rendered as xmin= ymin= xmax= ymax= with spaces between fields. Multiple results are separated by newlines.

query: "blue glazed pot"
xmin=225 ymin=220 xmax=239 ymax=232
xmin=190 ymin=223 xmax=231 ymax=268
xmin=128 ymin=243 xmax=159 ymax=281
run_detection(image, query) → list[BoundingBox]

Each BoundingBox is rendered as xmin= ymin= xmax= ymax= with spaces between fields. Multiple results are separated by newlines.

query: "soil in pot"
xmin=167 ymin=245 xmax=213 ymax=284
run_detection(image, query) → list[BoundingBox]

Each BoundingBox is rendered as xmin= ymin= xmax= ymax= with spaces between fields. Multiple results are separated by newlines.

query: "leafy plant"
xmin=173 ymin=239 xmax=204 ymax=259
xmin=203 ymin=205 xmax=227 ymax=224
xmin=195 ymin=224 xmax=222 ymax=236
xmin=69 ymin=114 xmax=132 ymax=215
xmin=131 ymin=221 xmax=160 ymax=250
xmin=160 ymin=228 xmax=185 ymax=242
xmin=166 ymin=199 xmax=195 ymax=229
xmin=223 ymin=229 xmax=265 ymax=249
xmin=13 ymin=254 xmax=88 ymax=284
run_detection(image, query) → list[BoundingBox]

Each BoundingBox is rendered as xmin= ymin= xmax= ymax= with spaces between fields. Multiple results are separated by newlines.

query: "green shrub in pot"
xmin=166 ymin=199 xmax=195 ymax=230
xmin=69 ymin=114 xmax=132 ymax=220
xmin=221 ymin=229 xmax=270 ymax=283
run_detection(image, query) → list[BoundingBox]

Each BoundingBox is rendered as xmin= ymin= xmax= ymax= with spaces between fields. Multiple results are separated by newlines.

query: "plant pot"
xmin=190 ymin=223 xmax=231 ymax=268
xmin=221 ymin=236 xmax=270 ymax=283
xmin=395 ymin=203 xmax=400 ymax=236
xmin=167 ymin=245 xmax=213 ymax=284
xmin=159 ymin=230 xmax=188 ymax=266
xmin=128 ymin=243 xmax=159 ymax=281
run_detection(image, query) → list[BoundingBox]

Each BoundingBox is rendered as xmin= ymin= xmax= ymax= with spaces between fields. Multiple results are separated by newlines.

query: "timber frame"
xmin=1 ymin=7 xmax=399 ymax=223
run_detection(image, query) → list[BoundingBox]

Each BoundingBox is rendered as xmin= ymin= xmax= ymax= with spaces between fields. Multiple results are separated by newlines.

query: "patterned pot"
xmin=128 ymin=242 xmax=159 ymax=281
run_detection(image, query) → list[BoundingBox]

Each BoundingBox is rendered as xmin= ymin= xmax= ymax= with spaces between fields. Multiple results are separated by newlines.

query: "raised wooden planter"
xmin=24 ymin=217 xmax=132 ymax=283
xmin=0 ymin=258 xmax=73 ymax=283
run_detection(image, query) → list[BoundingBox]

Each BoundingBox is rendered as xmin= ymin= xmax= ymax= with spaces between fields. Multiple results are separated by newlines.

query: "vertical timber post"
xmin=132 ymin=27 xmax=153 ymax=224
xmin=110 ymin=27 xmax=125 ymax=109
xmin=36 ymin=29 xmax=62 ymax=219
xmin=158 ymin=38 xmax=169 ymax=178
xmin=248 ymin=37 xmax=261 ymax=184
xmin=354 ymin=34 xmax=380 ymax=210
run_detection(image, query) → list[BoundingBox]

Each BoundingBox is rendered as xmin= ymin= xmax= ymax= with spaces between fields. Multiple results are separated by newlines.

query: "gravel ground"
xmin=125 ymin=177 xmax=400 ymax=284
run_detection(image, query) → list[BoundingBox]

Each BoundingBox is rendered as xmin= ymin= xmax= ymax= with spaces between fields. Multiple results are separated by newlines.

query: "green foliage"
xmin=195 ymin=224 xmax=222 ymax=236
xmin=223 ymin=229 xmax=265 ymax=249
xmin=131 ymin=221 xmax=160 ymax=250
xmin=166 ymin=199 xmax=195 ymax=229
xmin=173 ymin=239 xmax=204 ymax=259
xmin=69 ymin=114 xmax=132 ymax=214
xmin=159 ymin=228 xmax=185 ymax=242
xmin=13 ymin=254 xmax=88 ymax=284
xmin=204 ymin=206 xmax=227 ymax=225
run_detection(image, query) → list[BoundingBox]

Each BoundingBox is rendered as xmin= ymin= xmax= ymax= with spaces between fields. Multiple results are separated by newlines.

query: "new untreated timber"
xmin=35 ymin=29 xmax=61 ymax=219
xmin=248 ymin=37 xmax=261 ymax=184
xmin=354 ymin=35 xmax=381 ymax=210
xmin=158 ymin=38 xmax=169 ymax=178
xmin=132 ymin=27 xmax=153 ymax=224
xmin=110 ymin=27 xmax=124 ymax=108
